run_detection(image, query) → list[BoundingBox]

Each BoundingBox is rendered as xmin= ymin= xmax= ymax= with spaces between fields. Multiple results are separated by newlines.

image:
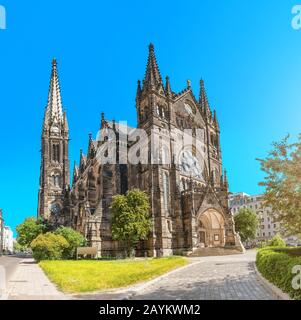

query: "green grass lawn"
xmin=39 ymin=256 xmax=187 ymax=293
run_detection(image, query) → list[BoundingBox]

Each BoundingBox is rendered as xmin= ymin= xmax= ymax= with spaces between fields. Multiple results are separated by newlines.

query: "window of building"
xmin=52 ymin=144 xmax=60 ymax=162
xmin=163 ymin=172 xmax=169 ymax=211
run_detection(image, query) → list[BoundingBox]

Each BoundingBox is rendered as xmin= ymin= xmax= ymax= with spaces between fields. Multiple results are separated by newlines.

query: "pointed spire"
xmin=165 ymin=76 xmax=172 ymax=96
xmin=88 ymin=133 xmax=96 ymax=159
xmin=199 ymin=79 xmax=211 ymax=116
xmin=143 ymin=43 xmax=164 ymax=91
xmin=136 ymin=80 xmax=142 ymax=99
xmin=44 ymin=58 xmax=64 ymax=125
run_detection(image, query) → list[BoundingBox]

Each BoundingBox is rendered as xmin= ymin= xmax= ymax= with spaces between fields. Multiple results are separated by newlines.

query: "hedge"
xmin=256 ymin=247 xmax=301 ymax=300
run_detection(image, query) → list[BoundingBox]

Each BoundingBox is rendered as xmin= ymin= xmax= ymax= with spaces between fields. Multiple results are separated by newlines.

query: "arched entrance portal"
xmin=197 ymin=209 xmax=225 ymax=248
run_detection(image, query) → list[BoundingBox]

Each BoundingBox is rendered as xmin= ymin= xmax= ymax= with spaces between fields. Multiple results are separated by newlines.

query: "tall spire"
xmin=143 ymin=43 xmax=164 ymax=91
xmin=44 ymin=59 xmax=64 ymax=125
xmin=199 ymin=79 xmax=211 ymax=116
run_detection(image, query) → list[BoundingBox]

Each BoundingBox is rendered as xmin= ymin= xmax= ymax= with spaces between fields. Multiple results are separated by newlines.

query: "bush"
xmin=256 ymin=247 xmax=301 ymax=300
xmin=267 ymin=235 xmax=286 ymax=247
xmin=31 ymin=233 xmax=69 ymax=262
xmin=54 ymin=227 xmax=86 ymax=259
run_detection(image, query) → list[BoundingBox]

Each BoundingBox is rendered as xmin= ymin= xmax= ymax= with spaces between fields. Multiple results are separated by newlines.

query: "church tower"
xmin=38 ymin=59 xmax=70 ymax=222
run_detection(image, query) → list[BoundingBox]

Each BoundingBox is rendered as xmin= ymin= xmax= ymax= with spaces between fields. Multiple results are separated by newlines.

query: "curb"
xmin=253 ymin=262 xmax=292 ymax=301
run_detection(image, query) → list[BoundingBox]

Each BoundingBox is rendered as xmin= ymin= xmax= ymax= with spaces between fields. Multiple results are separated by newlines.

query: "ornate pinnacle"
xmin=199 ymin=79 xmax=211 ymax=116
xmin=224 ymin=169 xmax=229 ymax=189
xmin=187 ymin=80 xmax=191 ymax=89
xmin=143 ymin=43 xmax=164 ymax=92
xmin=100 ymin=112 xmax=106 ymax=129
xmin=136 ymin=80 xmax=142 ymax=98
xmin=165 ymin=76 xmax=172 ymax=96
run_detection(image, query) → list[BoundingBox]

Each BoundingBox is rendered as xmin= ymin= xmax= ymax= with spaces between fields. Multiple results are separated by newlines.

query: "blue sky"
xmin=1 ymin=0 xmax=301 ymax=235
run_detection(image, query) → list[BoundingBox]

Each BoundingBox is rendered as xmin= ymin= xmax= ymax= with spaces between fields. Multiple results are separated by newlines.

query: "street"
xmin=0 ymin=255 xmax=23 ymax=288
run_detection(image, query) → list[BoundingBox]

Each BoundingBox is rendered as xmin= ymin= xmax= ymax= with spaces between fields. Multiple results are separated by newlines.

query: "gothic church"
xmin=38 ymin=44 xmax=243 ymax=257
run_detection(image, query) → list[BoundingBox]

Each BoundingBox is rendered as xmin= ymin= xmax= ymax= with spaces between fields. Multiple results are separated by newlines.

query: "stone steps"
xmin=188 ymin=247 xmax=243 ymax=257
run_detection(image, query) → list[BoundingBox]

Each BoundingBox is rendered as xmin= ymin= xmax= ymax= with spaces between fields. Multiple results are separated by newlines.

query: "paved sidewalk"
xmin=131 ymin=251 xmax=278 ymax=300
xmin=6 ymin=258 xmax=68 ymax=300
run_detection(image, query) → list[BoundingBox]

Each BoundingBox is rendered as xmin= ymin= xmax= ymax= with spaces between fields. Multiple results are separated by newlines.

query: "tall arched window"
xmin=52 ymin=144 xmax=60 ymax=162
xmin=163 ymin=172 xmax=170 ymax=211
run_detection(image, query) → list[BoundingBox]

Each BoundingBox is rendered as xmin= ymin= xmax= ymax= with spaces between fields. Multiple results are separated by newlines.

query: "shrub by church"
xmin=38 ymin=44 xmax=243 ymax=257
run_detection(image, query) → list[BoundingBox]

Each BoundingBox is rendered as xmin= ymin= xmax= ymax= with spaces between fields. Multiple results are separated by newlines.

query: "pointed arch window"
xmin=52 ymin=144 xmax=60 ymax=162
xmin=163 ymin=172 xmax=170 ymax=211
xmin=156 ymin=105 xmax=166 ymax=119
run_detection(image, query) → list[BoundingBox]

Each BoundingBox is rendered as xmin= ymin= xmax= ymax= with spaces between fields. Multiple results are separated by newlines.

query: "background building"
xmin=2 ymin=226 xmax=13 ymax=254
xmin=229 ymin=192 xmax=301 ymax=246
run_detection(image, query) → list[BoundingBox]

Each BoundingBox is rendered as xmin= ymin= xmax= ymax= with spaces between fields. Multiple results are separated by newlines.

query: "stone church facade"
xmin=38 ymin=44 xmax=243 ymax=257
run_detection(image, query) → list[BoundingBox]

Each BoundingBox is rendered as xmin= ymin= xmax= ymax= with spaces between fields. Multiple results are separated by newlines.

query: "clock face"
xmin=50 ymin=203 xmax=61 ymax=215
xmin=184 ymin=103 xmax=194 ymax=115
xmin=180 ymin=151 xmax=203 ymax=180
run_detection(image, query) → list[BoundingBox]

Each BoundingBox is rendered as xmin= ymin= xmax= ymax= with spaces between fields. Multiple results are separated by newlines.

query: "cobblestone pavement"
xmin=131 ymin=251 xmax=278 ymax=300
xmin=6 ymin=258 xmax=68 ymax=300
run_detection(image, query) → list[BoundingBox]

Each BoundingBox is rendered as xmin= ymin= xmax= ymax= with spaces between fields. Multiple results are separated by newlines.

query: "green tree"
xmin=55 ymin=226 xmax=86 ymax=259
xmin=110 ymin=189 xmax=152 ymax=257
xmin=16 ymin=217 xmax=46 ymax=247
xmin=30 ymin=232 xmax=69 ymax=262
xmin=234 ymin=208 xmax=259 ymax=243
xmin=258 ymin=135 xmax=301 ymax=236
xmin=13 ymin=241 xmax=25 ymax=253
